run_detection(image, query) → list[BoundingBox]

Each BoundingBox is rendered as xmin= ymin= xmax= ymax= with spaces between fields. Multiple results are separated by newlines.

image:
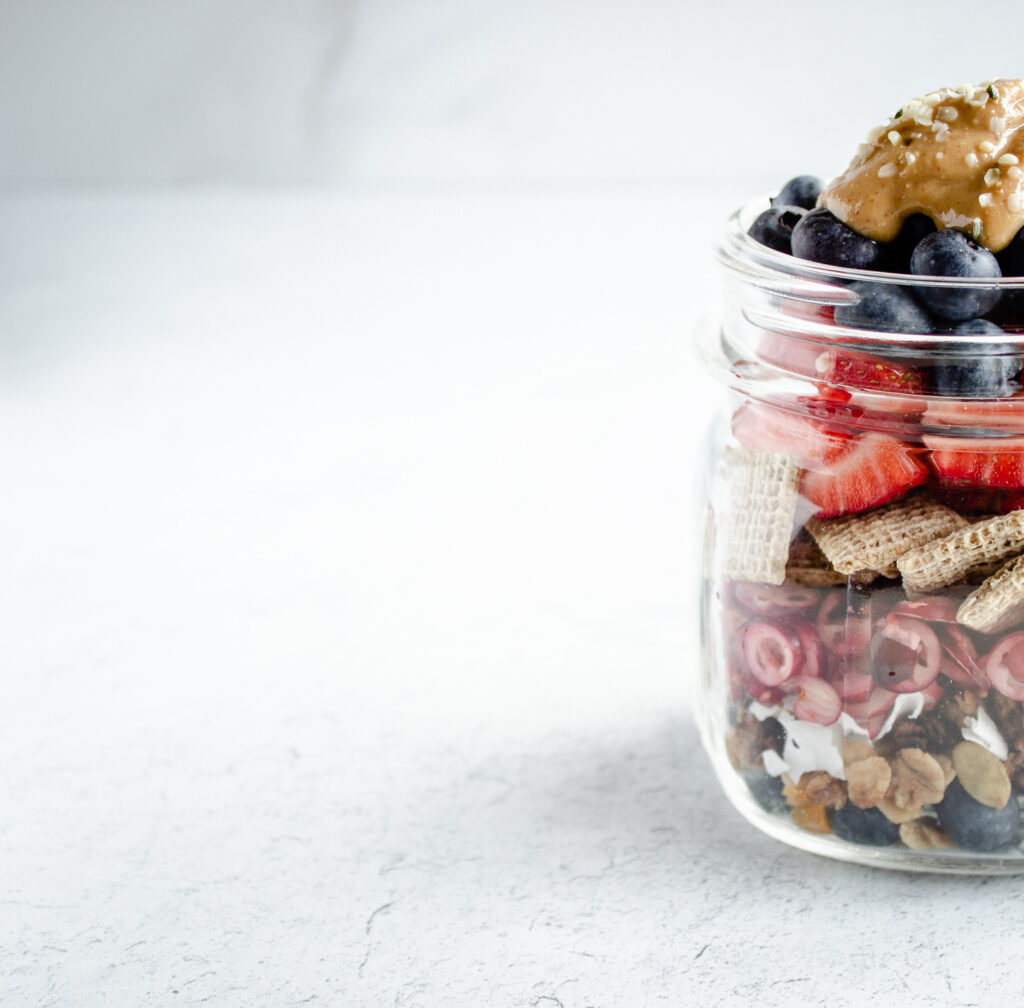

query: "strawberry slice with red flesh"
xmin=800 ymin=433 xmax=929 ymax=519
xmin=927 ymin=439 xmax=1024 ymax=489
xmin=816 ymin=350 xmax=927 ymax=420
xmin=732 ymin=402 xmax=848 ymax=466
xmin=757 ymin=332 xmax=824 ymax=380
xmin=817 ymin=349 xmax=925 ymax=396
xmin=924 ymin=400 xmax=1024 ymax=489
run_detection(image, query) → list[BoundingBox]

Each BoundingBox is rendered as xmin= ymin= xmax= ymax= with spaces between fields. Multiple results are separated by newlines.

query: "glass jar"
xmin=697 ymin=198 xmax=1024 ymax=873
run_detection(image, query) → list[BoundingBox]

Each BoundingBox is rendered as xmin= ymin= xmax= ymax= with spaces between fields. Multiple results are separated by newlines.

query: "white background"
xmin=7 ymin=3 xmax=1024 ymax=1006
xmin=3 ymin=0 xmax=1024 ymax=187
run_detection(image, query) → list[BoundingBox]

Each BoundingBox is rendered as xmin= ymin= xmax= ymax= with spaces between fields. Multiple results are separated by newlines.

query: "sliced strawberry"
xmin=780 ymin=300 xmax=836 ymax=327
xmin=817 ymin=349 xmax=925 ymax=396
xmin=756 ymin=331 xmax=823 ymax=380
xmin=924 ymin=400 xmax=1024 ymax=489
xmin=799 ymin=433 xmax=929 ymax=518
xmin=926 ymin=437 xmax=1024 ymax=489
xmin=924 ymin=399 xmax=1024 ymax=433
xmin=731 ymin=402 xmax=848 ymax=466
xmin=798 ymin=393 xmax=927 ymax=439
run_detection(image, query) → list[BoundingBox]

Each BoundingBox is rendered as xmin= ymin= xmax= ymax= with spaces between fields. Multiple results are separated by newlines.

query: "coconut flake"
xmin=962 ymin=708 xmax=1009 ymax=759
xmin=762 ymin=749 xmax=789 ymax=777
xmin=774 ymin=709 xmax=846 ymax=781
xmin=874 ymin=692 xmax=927 ymax=742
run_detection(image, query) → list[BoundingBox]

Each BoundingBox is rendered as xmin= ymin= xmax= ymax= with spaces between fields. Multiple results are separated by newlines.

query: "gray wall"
xmin=3 ymin=0 xmax=1022 ymax=186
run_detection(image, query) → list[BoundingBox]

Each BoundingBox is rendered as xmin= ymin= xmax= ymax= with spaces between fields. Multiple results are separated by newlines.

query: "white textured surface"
xmin=6 ymin=0 xmax=1024 ymax=185
xmin=5 ymin=189 xmax=1024 ymax=1007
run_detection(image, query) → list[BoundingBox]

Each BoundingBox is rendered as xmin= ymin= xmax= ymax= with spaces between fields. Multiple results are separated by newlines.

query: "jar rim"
xmin=702 ymin=197 xmax=1024 ymax=415
xmin=718 ymin=196 xmax=1024 ymax=304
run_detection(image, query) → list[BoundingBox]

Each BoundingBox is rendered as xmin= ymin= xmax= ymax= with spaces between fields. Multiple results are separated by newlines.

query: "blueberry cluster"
xmin=749 ymin=176 xmax=1024 ymax=398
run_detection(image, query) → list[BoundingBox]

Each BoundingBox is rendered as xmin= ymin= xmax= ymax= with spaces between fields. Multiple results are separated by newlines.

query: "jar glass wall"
xmin=698 ymin=199 xmax=1024 ymax=873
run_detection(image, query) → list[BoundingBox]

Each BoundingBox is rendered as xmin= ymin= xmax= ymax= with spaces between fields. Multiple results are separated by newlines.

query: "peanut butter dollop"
xmin=821 ymin=79 xmax=1024 ymax=252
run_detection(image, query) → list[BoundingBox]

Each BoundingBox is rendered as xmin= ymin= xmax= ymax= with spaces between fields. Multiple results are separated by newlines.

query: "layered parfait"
xmin=717 ymin=79 xmax=1024 ymax=855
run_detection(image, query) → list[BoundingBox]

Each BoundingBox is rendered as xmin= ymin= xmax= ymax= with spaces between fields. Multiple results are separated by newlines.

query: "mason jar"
xmin=697 ymin=198 xmax=1024 ymax=872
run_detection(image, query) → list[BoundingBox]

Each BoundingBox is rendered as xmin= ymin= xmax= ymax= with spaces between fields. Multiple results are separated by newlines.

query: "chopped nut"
xmin=984 ymin=692 xmax=1024 ymax=747
xmin=790 ymin=803 xmax=831 ymax=834
xmin=879 ymin=718 xmax=928 ymax=753
xmin=1004 ymin=748 xmax=1024 ymax=792
xmin=783 ymin=775 xmax=811 ymax=808
xmin=725 ymin=722 xmax=762 ymax=771
xmin=952 ymin=741 xmax=1012 ymax=809
xmin=760 ymin=716 xmax=786 ymax=756
xmin=900 ymin=819 xmax=955 ymax=851
xmin=890 ymin=748 xmax=948 ymax=809
xmin=800 ymin=771 xmax=847 ymax=810
xmin=938 ymin=690 xmax=979 ymax=727
xmin=846 ymin=757 xmax=892 ymax=809
xmin=877 ymin=796 xmax=925 ymax=824
xmin=726 ymin=716 xmax=784 ymax=771
xmin=935 ymin=753 xmax=957 ymax=786
xmin=915 ymin=705 xmax=965 ymax=754
xmin=843 ymin=739 xmax=877 ymax=766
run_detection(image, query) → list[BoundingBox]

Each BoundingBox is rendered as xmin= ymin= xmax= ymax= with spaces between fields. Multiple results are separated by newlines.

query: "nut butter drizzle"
xmin=821 ymin=79 xmax=1024 ymax=252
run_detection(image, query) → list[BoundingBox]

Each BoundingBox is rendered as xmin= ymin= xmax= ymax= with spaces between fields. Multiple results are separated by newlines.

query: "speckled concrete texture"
xmin=4 ymin=192 xmax=1023 ymax=1007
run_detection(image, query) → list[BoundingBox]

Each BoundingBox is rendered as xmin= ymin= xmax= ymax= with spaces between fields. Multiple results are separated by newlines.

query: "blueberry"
xmin=772 ymin=175 xmax=823 ymax=211
xmin=747 ymin=205 xmax=807 ymax=254
xmin=744 ymin=771 xmax=787 ymax=814
xmin=910 ymin=229 xmax=1002 ymax=321
xmin=828 ymin=803 xmax=900 ymax=846
xmin=936 ymin=778 xmax=1021 ymax=851
xmin=930 ymin=320 xmax=1022 ymax=398
xmin=834 ymin=280 xmax=932 ymax=334
xmin=791 ymin=208 xmax=888 ymax=270
xmin=885 ymin=214 xmax=937 ymax=273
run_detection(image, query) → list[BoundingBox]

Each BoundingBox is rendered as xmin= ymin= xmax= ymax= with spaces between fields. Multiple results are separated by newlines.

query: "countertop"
xmin=4 ymin=189 xmax=1024 ymax=1007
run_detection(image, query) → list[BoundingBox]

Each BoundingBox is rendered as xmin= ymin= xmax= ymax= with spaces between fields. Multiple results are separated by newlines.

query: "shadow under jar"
xmin=697 ymin=198 xmax=1024 ymax=873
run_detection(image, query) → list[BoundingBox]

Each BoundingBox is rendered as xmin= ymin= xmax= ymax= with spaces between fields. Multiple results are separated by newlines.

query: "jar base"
xmin=705 ymin=733 xmax=1024 ymax=875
